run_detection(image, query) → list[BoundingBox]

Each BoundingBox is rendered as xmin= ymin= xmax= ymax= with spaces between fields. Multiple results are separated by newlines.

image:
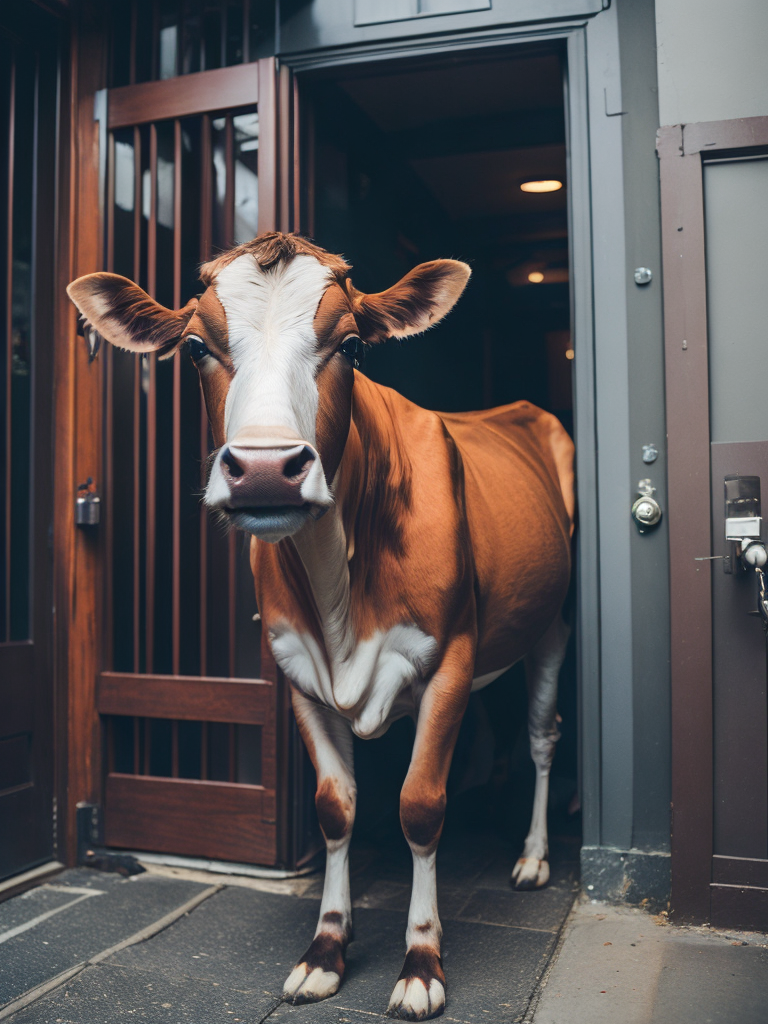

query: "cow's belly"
xmin=268 ymin=619 xmax=438 ymax=739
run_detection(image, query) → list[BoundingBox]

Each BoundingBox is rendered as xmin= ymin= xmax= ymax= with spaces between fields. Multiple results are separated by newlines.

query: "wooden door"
xmin=0 ymin=15 xmax=58 ymax=881
xmin=660 ymin=118 xmax=768 ymax=930
xmin=93 ymin=58 xmax=297 ymax=866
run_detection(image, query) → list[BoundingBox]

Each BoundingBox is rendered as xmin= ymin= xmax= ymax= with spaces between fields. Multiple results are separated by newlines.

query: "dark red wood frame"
xmin=659 ymin=116 xmax=768 ymax=926
xmin=53 ymin=6 xmax=311 ymax=867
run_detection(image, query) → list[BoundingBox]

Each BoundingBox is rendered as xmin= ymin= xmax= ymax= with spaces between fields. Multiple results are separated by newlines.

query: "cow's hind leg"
xmin=283 ymin=691 xmax=356 ymax=1005
xmin=512 ymin=613 xmax=569 ymax=891
xmin=387 ymin=633 xmax=474 ymax=1021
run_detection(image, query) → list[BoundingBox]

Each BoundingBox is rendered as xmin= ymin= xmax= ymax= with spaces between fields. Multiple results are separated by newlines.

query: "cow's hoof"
xmin=282 ymin=934 xmax=345 ymax=1005
xmin=386 ymin=946 xmax=445 ymax=1021
xmin=511 ymin=856 xmax=550 ymax=890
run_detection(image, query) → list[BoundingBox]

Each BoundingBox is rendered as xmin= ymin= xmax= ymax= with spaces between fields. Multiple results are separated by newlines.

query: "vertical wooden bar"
xmin=107 ymin=718 xmax=115 ymax=773
xmin=133 ymin=716 xmax=140 ymax=774
xmin=220 ymin=0 xmax=227 ymax=68
xmin=228 ymin=722 xmax=236 ymax=782
xmin=242 ymin=0 xmax=250 ymax=64
xmin=146 ymin=122 xmax=158 ymax=673
xmin=279 ymin=63 xmax=291 ymax=231
xmin=256 ymin=58 xmax=276 ymax=235
xmin=225 ymin=111 xmax=234 ymax=242
xmin=172 ymin=118 xmax=182 ymax=677
xmin=199 ymin=113 xmax=211 ymax=677
xmin=129 ymin=0 xmax=137 ymax=85
xmin=4 ymin=57 xmax=15 ymax=640
xmin=227 ymin=528 xmax=236 ymax=679
xmin=292 ymin=75 xmax=301 ymax=232
xmin=171 ymin=720 xmax=179 ymax=777
xmin=104 ymin=130 xmax=115 ymax=672
xmin=132 ymin=125 xmax=141 ymax=673
xmin=151 ymin=0 xmax=160 ymax=83
xmin=224 ymin=111 xmax=237 ymax=679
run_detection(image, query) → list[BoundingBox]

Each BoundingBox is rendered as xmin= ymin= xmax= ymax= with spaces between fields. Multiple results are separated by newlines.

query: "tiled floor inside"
xmin=0 ymin=827 xmax=580 ymax=1024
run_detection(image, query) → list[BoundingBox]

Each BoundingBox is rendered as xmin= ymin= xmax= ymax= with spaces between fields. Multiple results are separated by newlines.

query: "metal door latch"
xmin=631 ymin=478 xmax=662 ymax=533
xmin=76 ymin=478 xmax=101 ymax=526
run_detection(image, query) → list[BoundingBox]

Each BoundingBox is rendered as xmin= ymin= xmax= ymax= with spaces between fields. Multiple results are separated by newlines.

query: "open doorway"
xmin=305 ymin=48 xmax=579 ymax=866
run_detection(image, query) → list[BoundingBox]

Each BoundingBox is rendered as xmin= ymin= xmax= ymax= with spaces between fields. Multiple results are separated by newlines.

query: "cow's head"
xmin=67 ymin=233 xmax=470 ymax=543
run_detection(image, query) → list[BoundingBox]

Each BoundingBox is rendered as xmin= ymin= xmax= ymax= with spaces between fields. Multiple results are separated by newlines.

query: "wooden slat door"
xmin=95 ymin=58 xmax=290 ymax=866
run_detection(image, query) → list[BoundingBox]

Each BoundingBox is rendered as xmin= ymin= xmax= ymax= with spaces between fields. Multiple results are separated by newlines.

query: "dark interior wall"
xmin=310 ymin=60 xmax=572 ymax=425
xmin=308 ymin=53 xmax=578 ymax=844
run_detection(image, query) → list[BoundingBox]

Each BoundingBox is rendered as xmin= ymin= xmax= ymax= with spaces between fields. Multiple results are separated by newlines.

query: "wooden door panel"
xmin=98 ymin=58 xmax=285 ymax=866
xmin=660 ymin=117 xmax=768 ymax=928
xmin=104 ymin=775 xmax=276 ymax=864
xmin=710 ymin=442 xmax=768 ymax=862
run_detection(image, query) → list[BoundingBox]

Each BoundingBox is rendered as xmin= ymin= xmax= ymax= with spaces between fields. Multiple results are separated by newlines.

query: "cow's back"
xmin=440 ymin=402 xmax=574 ymax=674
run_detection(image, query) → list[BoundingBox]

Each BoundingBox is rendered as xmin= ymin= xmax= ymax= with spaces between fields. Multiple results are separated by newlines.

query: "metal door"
xmin=93 ymin=52 xmax=298 ymax=867
xmin=660 ymin=118 xmax=768 ymax=929
xmin=0 ymin=16 xmax=58 ymax=881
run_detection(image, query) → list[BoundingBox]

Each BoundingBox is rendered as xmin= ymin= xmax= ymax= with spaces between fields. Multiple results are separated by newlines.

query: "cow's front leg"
xmin=512 ymin=613 xmax=569 ymax=890
xmin=387 ymin=634 xmax=474 ymax=1022
xmin=283 ymin=690 xmax=356 ymax=1005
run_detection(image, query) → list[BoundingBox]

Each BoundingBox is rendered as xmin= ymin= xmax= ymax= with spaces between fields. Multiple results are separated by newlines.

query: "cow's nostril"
xmin=221 ymin=446 xmax=245 ymax=479
xmin=283 ymin=446 xmax=315 ymax=479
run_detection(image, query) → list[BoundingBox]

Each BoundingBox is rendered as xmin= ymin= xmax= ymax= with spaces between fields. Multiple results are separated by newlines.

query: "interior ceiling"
xmin=410 ymin=145 xmax=567 ymax=221
xmin=340 ymin=53 xmax=563 ymax=131
xmin=340 ymin=53 xmax=567 ymax=225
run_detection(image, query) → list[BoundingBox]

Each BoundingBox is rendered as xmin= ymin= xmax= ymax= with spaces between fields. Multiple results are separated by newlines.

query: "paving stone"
xmin=0 ymin=869 xmax=209 ymax=1009
xmin=6 ymin=961 xmax=279 ymax=1024
xmin=458 ymin=882 xmax=577 ymax=933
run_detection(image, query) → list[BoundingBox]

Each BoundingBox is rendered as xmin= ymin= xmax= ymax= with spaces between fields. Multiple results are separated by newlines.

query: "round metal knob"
xmin=742 ymin=541 xmax=768 ymax=569
xmin=632 ymin=495 xmax=662 ymax=529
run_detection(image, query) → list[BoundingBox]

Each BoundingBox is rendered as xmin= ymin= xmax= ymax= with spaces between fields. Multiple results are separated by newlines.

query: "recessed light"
xmin=528 ymin=271 xmax=545 ymax=283
xmin=520 ymin=180 xmax=563 ymax=193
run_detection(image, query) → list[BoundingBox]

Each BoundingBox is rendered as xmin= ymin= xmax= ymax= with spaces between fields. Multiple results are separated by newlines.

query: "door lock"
xmin=75 ymin=478 xmax=101 ymax=526
xmin=724 ymin=475 xmax=768 ymax=628
xmin=724 ymin=475 xmax=766 ymax=572
xmin=631 ymin=479 xmax=662 ymax=533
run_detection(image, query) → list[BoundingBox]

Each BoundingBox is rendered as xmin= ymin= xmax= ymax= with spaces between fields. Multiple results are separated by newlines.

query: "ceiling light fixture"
xmin=520 ymin=180 xmax=563 ymax=193
xmin=528 ymin=271 xmax=545 ymax=283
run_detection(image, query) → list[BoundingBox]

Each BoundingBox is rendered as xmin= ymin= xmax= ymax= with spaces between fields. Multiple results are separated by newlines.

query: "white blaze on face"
xmin=205 ymin=252 xmax=335 ymax=510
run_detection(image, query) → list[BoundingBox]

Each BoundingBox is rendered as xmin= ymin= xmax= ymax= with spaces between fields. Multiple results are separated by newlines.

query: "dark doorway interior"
xmin=308 ymin=49 xmax=579 ymax=861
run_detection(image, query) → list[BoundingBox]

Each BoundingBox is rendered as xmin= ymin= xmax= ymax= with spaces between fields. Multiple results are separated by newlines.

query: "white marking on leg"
xmin=513 ymin=614 xmax=569 ymax=890
xmin=283 ymin=693 xmax=355 ymax=1004
xmin=406 ymin=848 xmax=440 ymax=950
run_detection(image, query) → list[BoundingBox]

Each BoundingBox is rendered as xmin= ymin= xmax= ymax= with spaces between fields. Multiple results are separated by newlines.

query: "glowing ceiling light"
xmin=528 ymin=271 xmax=545 ymax=283
xmin=565 ymin=348 xmax=575 ymax=360
xmin=520 ymin=180 xmax=563 ymax=193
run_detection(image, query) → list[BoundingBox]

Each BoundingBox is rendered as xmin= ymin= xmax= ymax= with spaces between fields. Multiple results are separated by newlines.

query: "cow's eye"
xmin=339 ymin=334 xmax=365 ymax=368
xmin=187 ymin=335 xmax=211 ymax=363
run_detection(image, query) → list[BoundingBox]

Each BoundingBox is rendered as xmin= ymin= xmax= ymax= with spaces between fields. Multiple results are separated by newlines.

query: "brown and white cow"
xmin=68 ymin=232 xmax=574 ymax=1022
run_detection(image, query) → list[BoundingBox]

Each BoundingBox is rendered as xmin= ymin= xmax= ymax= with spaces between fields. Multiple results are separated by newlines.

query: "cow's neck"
xmin=288 ymin=374 xmax=409 ymax=665
xmin=290 ymin=503 xmax=351 ymax=663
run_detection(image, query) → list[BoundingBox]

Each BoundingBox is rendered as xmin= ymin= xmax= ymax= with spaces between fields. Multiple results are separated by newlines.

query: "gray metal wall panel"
xmin=278 ymin=0 xmax=604 ymax=54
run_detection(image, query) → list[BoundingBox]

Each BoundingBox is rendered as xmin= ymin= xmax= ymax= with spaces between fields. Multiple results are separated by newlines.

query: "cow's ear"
xmin=67 ymin=272 xmax=197 ymax=359
xmin=352 ymin=259 xmax=470 ymax=342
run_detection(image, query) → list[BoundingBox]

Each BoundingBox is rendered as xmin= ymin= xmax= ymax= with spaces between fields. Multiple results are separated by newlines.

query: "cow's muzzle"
xmin=205 ymin=427 xmax=333 ymax=542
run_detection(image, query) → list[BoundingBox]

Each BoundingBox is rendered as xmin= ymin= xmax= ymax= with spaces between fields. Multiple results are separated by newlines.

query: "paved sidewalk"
xmin=0 ymin=830 xmax=578 ymax=1023
xmin=531 ymin=899 xmax=768 ymax=1024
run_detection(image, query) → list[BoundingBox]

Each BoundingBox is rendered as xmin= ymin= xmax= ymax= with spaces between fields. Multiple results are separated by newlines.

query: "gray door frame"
xmin=277 ymin=0 xmax=668 ymax=880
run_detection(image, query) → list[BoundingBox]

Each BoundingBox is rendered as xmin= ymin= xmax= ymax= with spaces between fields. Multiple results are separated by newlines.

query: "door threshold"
xmin=116 ymin=849 xmax=319 ymax=880
xmin=0 ymin=861 xmax=65 ymax=904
